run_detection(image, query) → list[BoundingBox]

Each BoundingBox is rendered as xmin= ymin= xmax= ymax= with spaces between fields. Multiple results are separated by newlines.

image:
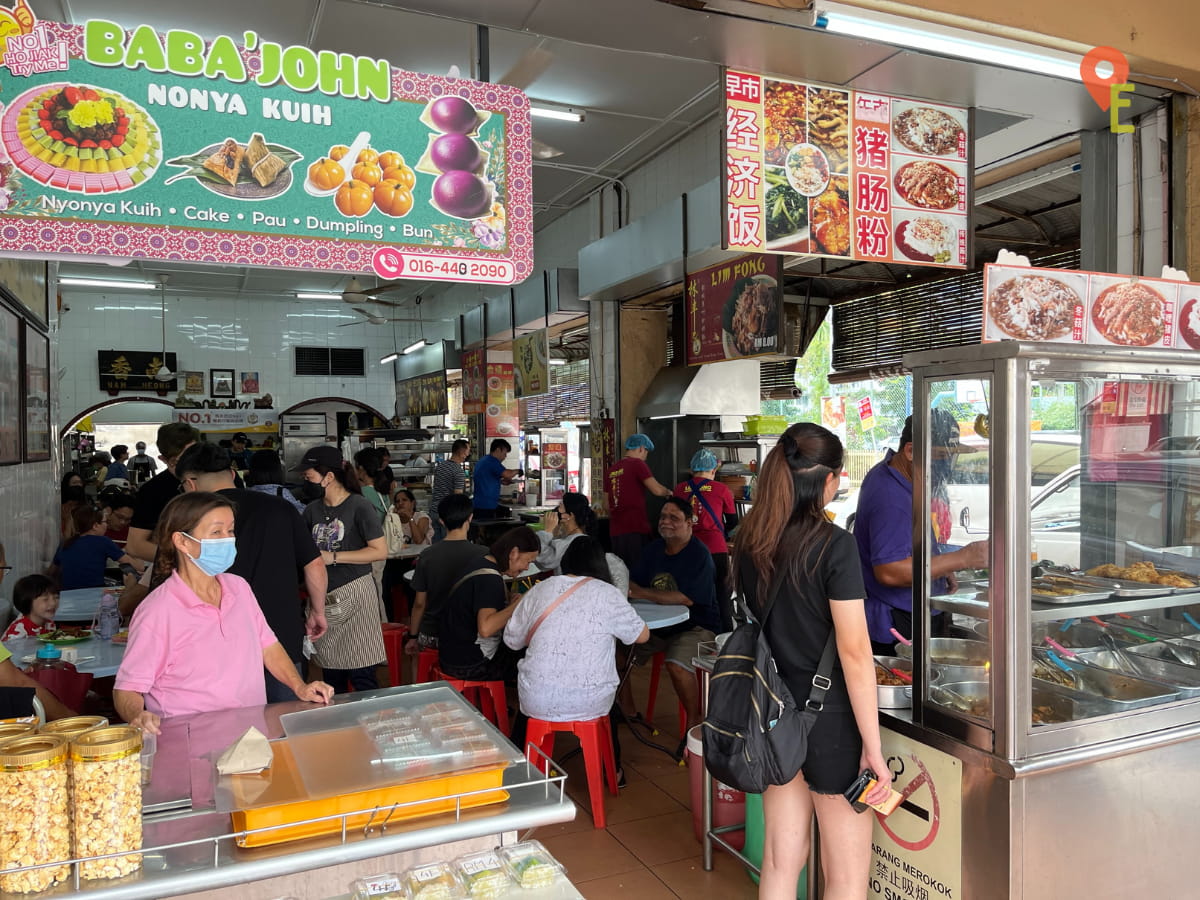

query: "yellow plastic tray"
xmin=230 ymin=738 xmax=508 ymax=847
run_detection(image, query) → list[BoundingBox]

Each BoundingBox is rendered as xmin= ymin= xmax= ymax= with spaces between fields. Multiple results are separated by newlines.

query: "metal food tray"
xmin=1031 ymin=587 xmax=1116 ymax=604
xmin=1110 ymin=614 xmax=1200 ymax=638
xmin=1032 ymin=659 xmax=1178 ymax=710
xmin=1031 ymin=683 xmax=1120 ymax=725
xmin=1104 ymin=578 xmax=1177 ymax=598
xmin=1128 ymin=638 xmax=1200 ymax=668
xmin=929 ymin=591 xmax=990 ymax=617
xmin=1075 ymin=649 xmax=1200 ymax=698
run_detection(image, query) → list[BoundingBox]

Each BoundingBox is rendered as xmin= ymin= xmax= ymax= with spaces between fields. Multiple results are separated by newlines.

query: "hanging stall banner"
xmin=0 ymin=10 xmax=533 ymax=284
xmin=484 ymin=362 xmax=517 ymax=438
xmin=982 ymin=262 xmax=1200 ymax=349
xmin=513 ymin=328 xmax=549 ymax=398
xmin=172 ymin=408 xmax=277 ymax=432
xmin=724 ymin=69 xmax=969 ymax=267
xmin=396 ymin=370 xmax=448 ymax=418
xmin=820 ymin=395 xmax=847 ymax=441
xmin=685 ymin=253 xmax=783 ymax=366
xmin=97 ymin=349 xmax=177 ymax=394
xmin=461 ymin=347 xmax=486 ymax=415
xmin=857 ymin=396 xmax=876 ymax=432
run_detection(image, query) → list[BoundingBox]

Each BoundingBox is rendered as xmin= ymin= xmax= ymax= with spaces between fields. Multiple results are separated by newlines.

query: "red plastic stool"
xmin=644 ymin=651 xmax=689 ymax=739
xmin=525 ymin=717 xmax=618 ymax=828
xmin=381 ymin=623 xmax=407 ymax=687
xmin=416 ymin=648 xmax=439 ymax=684
xmin=439 ymin=676 xmax=510 ymax=735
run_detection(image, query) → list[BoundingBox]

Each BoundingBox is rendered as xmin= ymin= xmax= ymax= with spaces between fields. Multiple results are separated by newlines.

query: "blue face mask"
xmin=182 ymin=533 xmax=237 ymax=576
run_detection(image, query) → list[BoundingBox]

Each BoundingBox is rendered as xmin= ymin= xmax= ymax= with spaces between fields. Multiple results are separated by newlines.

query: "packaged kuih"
xmin=351 ymin=871 xmax=411 ymax=899
xmin=498 ymin=840 xmax=564 ymax=890
xmin=453 ymin=849 xmax=513 ymax=899
xmin=69 ymin=725 xmax=143 ymax=880
xmin=401 ymin=861 xmax=465 ymax=899
xmin=0 ymin=734 xmax=70 ymax=893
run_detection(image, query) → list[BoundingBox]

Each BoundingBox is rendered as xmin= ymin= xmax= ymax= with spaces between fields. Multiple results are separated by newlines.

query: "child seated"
xmin=3 ymin=574 xmax=58 ymax=639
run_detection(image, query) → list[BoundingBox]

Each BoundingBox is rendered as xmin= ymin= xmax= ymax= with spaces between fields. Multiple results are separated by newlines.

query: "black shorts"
xmin=797 ymin=707 xmax=862 ymax=795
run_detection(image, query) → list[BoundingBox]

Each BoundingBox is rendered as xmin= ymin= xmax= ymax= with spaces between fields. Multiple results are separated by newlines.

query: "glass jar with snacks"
xmin=0 ymin=722 xmax=37 ymax=742
xmin=0 ymin=735 xmax=70 ymax=893
xmin=402 ymin=861 xmax=464 ymax=899
xmin=40 ymin=716 xmax=108 ymax=742
xmin=69 ymin=726 xmax=142 ymax=880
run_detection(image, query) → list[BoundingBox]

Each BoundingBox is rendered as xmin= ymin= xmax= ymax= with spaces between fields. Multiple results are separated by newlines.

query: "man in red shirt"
xmin=605 ymin=434 xmax=672 ymax=568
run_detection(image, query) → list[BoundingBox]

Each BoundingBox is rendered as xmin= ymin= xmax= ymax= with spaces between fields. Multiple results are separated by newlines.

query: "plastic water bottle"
xmin=95 ymin=592 xmax=121 ymax=641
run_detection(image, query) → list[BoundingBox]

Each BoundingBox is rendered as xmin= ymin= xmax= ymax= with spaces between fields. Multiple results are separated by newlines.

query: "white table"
xmin=630 ymin=600 xmax=691 ymax=630
xmin=3 ymin=634 xmax=126 ymax=678
xmin=55 ymin=586 xmax=107 ymax=622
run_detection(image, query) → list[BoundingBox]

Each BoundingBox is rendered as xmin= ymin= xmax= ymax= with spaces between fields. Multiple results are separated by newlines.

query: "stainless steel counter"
xmin=13 ymin=686 xmax=575 ymax=900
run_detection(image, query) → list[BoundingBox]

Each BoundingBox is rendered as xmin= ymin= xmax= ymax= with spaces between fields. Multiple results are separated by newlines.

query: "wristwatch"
xmin=332 ymin=551 xmax=338 ymax=565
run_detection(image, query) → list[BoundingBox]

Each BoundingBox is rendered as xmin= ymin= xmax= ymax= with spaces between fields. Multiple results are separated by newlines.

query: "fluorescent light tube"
xmin=296 ymin=292 xmax=343 ymax=300
xmin=549 ymin=358 xmax=567 ymax=366
xmin=379 ymin=352 xmax=400 ymax=364
xmin=530 ymin=106 xmax=584 ymax=123
xmin=817 ymin=9 xmax=1082 ymax=81
xmin=402 ymin=339 xmax=428 ymax=355
xmin=59 ymin=278 xmax=155 ymax=290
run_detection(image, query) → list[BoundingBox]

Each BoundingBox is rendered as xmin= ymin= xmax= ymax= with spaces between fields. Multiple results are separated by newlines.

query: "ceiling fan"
xmin=338 ymin=305 xmax=423 ymax=327
xmin=471 ymin=32 xmax=564 ymax=160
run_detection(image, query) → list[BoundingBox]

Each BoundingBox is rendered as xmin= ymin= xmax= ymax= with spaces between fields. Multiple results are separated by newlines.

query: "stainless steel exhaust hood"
xmin=635 ymin=358 xmax=761 ymax=419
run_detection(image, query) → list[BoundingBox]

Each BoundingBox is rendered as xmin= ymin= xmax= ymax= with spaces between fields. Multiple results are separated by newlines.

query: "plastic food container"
xmin=498 ymin=840 xmax=565 ymax=890
xmin=402 ymin=861 xmax=464 ymax=899
xmin=69 ymin=725 xmax=143 ymax=880
xmin=0 ymin=735 xmax=70 ymax=893
xmin=39 ymin=715 xmax=108 ymax=742
xmin=453 ymin=850 xmax=513 ymax=898
xmin=351 ymin=872 xmax=410 ymax=899
xmin=0 ymin=722 xmax=37 ymax=743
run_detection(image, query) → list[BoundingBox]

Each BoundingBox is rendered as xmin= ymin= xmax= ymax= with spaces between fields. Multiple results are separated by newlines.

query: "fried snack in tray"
xmin=1032 ymin=658 xmax=1074 ymax=688
xmin=1032 ymin=704 xmax=1066 ymax=725
xmin=1086 ymin=561 xmax=1197 ymax=588
xmin=876 ymin=664 xmax=907 ymax=686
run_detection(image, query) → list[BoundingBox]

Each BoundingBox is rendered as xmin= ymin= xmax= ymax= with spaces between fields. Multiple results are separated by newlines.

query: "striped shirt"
xmin=430 ymin=458 xmax=467 ymax=520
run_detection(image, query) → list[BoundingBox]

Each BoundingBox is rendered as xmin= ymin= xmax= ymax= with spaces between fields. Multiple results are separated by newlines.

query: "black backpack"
xmin=701 ymin=570 xmax=837 ymax=794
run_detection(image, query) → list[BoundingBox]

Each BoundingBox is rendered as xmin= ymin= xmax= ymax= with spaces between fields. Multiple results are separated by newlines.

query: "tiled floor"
xmin=525 ymin=665 xmax=760 ymax=899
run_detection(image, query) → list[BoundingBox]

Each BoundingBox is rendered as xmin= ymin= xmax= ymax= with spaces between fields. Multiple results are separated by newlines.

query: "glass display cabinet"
xmin=893 ymin=342 xmax=1200 ymax=899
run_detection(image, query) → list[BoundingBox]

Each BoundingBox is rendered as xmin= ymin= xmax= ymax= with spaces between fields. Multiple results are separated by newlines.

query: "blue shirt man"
xmin=854 ymin=416 xmax=988 ymax=652
xmin=472 ymin=438 xmax=519 ymax=515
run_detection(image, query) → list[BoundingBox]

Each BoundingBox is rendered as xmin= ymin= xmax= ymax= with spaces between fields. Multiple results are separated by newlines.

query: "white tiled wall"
xmin=58 ymin=292 xmax=401 ymax=424
xmin=0 ymin=461 xmax=59 ymax=616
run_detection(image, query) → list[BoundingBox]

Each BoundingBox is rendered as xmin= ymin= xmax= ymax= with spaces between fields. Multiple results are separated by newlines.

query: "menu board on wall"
xmin=685 ymin=254 xmax=782 ymax=365
xmin=724 ymin=70 xmax=969 ymax=267
xmin=982 ymin=263 xmax=1200 ymax=349
xmin=0 ymin=11 xmax=532 ymax=284
xmin=513 ymin=328 xmax=549 ymax=398
xmin=461 ymin=347 xmax=485 ymax=415
xmin=396 ymin=371 xmax=448 ymax=417
xmin=484 ymin=362 xmax=517 ymax=437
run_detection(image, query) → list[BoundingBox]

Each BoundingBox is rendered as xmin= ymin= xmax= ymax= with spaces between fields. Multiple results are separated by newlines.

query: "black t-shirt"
xmin=737 ymin=525 xmax=866 ymax=710
xmin=435 ymin=559 xmax=506 ymax=672
xmin=630 ymin=536 xmax=722 ymax=634
xmin=130 ymin=470 xmax=180 ymax=533
xmin=218 ymin=488 xmax=320 ymax=657
xmin=411 ymin=539 xmax=490 ymax=638
xmin=303 ymin=493 xmax=384 ymax=591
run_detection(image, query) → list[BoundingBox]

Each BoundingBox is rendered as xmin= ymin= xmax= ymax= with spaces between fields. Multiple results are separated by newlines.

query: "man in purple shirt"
xmin=854 ymin=414 xmax=988 ymax=655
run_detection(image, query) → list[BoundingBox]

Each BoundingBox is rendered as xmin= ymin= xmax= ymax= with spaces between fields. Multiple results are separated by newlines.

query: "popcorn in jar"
xmin=0 ymin=734 xmax=71 ymax=893
xmin=69 ymin=726 xmax=143 ymax=880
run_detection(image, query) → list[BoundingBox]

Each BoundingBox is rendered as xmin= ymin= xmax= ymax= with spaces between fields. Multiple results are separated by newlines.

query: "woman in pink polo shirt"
xmin=114 ymin=492 xmax=333 ymax=734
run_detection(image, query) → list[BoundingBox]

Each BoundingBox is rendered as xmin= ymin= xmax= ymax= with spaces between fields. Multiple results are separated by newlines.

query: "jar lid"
xmin=70 ymin=725 xmax=141 ymax=759
xmin=0 ymin=722 xmax=36 ymax=741
xmin=36 ymin=644 xmax=61 ymax=659
xmin=0 ymin=734 xmax=68 ymax=768
xmin=40 ymin=716 xmax=107 ymax=739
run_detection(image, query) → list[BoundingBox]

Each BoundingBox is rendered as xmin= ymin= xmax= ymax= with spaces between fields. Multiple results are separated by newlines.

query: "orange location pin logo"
xmin=1080 ymin=46 xmax=1130 ymax=110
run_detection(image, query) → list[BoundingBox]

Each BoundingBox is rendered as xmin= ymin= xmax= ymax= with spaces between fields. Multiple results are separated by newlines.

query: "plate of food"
xmin=165 ymin=133 xmax=301 ymax=199
xmin=763 ymin=80 xmax=808 ymax=166
xmin=1178 ymin=295 xmax=1200 ymax=349
xmin=784 ymin=143 xmax=830 ymax=197
xmin=1086 ymin=561 xmax=1198 ymax=590
xmin=543 ymin=451 xmax=566 ymax=469
xmin=891 ymin=103 xmax=966 ymax=158
xmin=486 ymin=375 xmax=502 ymax=392
xmin=1089 ymin=279 xmax=1169 ymax=346
xmin=810 ymin=177 xmax=850 ymax=257
xmin=764 ymin=170 xmax=808 ymax=246
xmin=986 ymin=274 xmax=1082 ymax=341
xmin=38 ymin=629 xmax=92 ymax=645
xmin=805 ymin=87 xmax=849 ymax=173
xmin=894 ymin=159 xmax=961 ymax=210
xmin=894 ymin=214 xmax=959 ymax=264
xmin=721 ymin=274 xmax=779 ymax=357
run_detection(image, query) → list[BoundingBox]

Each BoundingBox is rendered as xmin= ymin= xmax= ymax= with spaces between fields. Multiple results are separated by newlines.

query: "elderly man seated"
xmin=626 ymin=497 xmax=722 ymax=739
